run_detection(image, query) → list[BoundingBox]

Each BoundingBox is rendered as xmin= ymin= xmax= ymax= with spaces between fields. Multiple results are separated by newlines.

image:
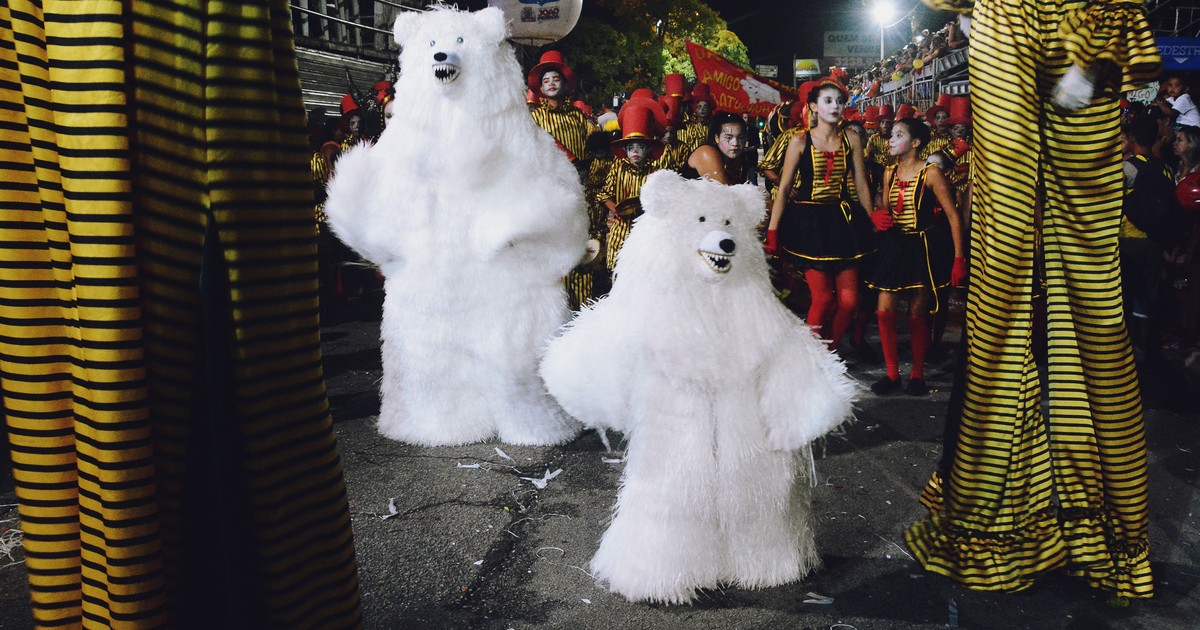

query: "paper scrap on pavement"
xmin=494 ymin=447 xmax=515 ymax=462
xmin=580 ymin=598 xmax=591 ymax=604
xmin=601 ymin=457 xmax=623 ymax=464
xmin=381 ymin=497 xmax=399 ymax=520
xmin=473 ymin=560 xmax=484 ymax=566
xmin=456 ymin=463 xmax=482 ymax=469
xmin=802 ymin=591 xmax=834 ymax=605
xmin=520 ymin=468 xmax=562 ymax=489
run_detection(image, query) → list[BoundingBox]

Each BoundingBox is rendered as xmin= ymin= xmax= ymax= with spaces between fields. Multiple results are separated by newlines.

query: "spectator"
xmin=1153 ymin=74 xmax=1200 ymax=127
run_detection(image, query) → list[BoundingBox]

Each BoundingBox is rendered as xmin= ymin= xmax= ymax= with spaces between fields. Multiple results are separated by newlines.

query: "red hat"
xmin=843 ymin=107 xmax=863 ymax=123
xmin=527 ymin=50 xmax=577 ymax=96
xmin=878 ymin=104 xmax=896 ymax=120
xmin=691 ymin=82 xmax=716 ymax=108
xmin=946 ymin=96 xmax=972 ymax=127
xmin=802 ymin=76 xmax=849 ymax=103
xmin=611 ymin=104 xmax=665 ymax=160
xmin=659 ymin=95 xmax=684 ymax=128
xmin=373 ymin=80 xmax=394 ymax=106
xmin=340 ymin=93 xmax=360 ymax=116
xmin=924 ymin=94 xmax=952 ymax=123
xmin=573 ymin=100 xmax=593 ymax=117
xmin=896 ymin=103 xmax=917 ymax=120
xmin=863 ymin=105 xmax=881 ymax=130
xmin=663 ymin=73 xmax=688 ymax=100
xmin=622 ymin=88 xmax=668 ymax=132
xmin=1176 ymin=171 xmax=1200 ymax=215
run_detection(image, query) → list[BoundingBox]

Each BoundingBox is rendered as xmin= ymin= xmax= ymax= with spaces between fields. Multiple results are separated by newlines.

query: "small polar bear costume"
xmin=541 ymin=171 xmax=857 ymax=604
xmin=324 ymin=6 xmax=588 ymax=446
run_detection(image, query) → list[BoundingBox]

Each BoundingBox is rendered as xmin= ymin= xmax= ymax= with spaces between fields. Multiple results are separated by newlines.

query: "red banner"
xmin=686 ymin=41 xmax=798 ymax=117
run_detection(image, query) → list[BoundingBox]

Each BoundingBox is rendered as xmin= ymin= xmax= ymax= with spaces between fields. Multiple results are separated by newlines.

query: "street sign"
xmin=754 ymin=64 xmax=778 ymax=78
xmin=823 ymin=30 xmax=879 ymax=58
xmin=794 ymin=58 xmax=821 ymax=78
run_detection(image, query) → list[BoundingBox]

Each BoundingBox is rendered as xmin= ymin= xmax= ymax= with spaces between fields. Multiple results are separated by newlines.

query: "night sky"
xmin=705 ymin=1 xmax=953 ymax=68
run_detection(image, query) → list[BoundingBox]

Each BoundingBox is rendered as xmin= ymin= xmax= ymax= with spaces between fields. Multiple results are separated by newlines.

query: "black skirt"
xmin=777 ymin=200 xmax=876 ymax=272
xmin=865 ymin=221 xmax=953 ymax=292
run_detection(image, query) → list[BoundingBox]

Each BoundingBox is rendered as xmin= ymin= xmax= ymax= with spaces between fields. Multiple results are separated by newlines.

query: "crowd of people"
xmin=851 ymin=19 xmax=969 ymax=103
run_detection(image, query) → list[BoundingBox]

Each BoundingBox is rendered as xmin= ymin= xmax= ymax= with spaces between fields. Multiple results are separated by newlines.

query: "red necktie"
xmin=895 ymin=180 xmax=910 ymax=215
xmin=822 ymin=151 xmax=837 ymax=187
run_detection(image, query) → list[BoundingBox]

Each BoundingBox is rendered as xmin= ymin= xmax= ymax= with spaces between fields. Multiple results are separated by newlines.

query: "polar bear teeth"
xmin=433 ymin=64 xmax=460 ymax=83
xmin=699 ymin=250 xmax=732 ymax=273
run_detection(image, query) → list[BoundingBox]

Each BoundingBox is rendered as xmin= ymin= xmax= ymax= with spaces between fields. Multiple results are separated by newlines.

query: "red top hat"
xmin=878 ymin=104 xmax=896 ymax=120
xmin=623 ymin=88 xmax=669 ymax=131
xmin=373 ymin=80 xmax=394 ymax=105
xmin=527 ymin=50 xmax=577 ymax=97
xmin=843 ymin=107 xmax=863 ymax=123
xmin=663 ymin=73 xmax=688 ymax=100
xmin=660 ymin=95 xmax=684 ymax=128
xmin=946 ymin=96 xmax=972 ymax=127
xmin=863 ymin=105 xmax=881 ymax=130
xmin=611 ymin=103 xmax=666 ymax=160
xmin=691 ymin=82 xmax=716 ymax=108
xmin=924 ymin=94 xmax=952 ymax=122
xmin=340 ymin=93 xmax=360 ymax=116
xmin=895 ymin=103 xmax=917 ymax=120
xmin=573 ymin=100 xmax=593 ymax=117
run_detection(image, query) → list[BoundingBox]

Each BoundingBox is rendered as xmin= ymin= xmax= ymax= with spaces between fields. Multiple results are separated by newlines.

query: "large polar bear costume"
xmin=324 ymin=6 xmax=588 ymax=446
xmin=541 ymin=171 xmax=858 ymax=604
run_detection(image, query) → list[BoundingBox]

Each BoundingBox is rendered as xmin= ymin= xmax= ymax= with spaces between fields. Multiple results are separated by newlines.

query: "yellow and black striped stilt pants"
xmin=905 ymin=0 xmax=1159 ymax=600
xmin=1 ymin=1 xmax=362 ymax=626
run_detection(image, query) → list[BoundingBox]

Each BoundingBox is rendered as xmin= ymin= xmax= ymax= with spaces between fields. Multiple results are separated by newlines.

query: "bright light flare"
xmin=872 ymin=0 xmax=896 ymax=26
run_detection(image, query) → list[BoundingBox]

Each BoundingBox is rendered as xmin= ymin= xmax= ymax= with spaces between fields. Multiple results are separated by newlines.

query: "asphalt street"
xmin=0 ymin=295 xmax=1198 ymax=629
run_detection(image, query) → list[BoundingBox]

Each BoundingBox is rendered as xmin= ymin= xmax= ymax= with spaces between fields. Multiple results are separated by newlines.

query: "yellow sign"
xmin=794 ymin=58 xmax=821 ymax=78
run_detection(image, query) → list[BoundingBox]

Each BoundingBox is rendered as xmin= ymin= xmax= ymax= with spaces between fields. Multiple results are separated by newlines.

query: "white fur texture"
xmin=324 ymin=6 xmax=588 ymax=446
xmin=541 ymin=171 xmax=858 ymax=604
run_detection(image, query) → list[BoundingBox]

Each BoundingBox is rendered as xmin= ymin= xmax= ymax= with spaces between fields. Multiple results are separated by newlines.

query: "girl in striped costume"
xmin=905 ymin=0 xmax=1162 ymax=602
xmin=865 ymin=118 xmax=967 ymax=396
xmin=765 ymin=78 xmax=875 ymax=349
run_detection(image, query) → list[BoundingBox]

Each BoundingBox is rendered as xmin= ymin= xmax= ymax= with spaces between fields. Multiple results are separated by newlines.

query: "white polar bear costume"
xmin=323 ymin=6 xmax=588 ymax=446
xmin=541 ymin=171 xmax=858 ymax=604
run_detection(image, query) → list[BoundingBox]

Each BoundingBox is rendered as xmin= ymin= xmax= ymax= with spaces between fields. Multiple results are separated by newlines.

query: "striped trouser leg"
xmin=905 ymin=0 xmax=1152 ymax=599
xmin=564 ymin=269 xmax=593 ymax=311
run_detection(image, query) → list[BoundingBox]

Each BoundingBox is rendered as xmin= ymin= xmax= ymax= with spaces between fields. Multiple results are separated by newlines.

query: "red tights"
xmin=877 ymin=311 xmax=931 ymax=381
xmin=805 ymin=268 xmax=858 ymax=349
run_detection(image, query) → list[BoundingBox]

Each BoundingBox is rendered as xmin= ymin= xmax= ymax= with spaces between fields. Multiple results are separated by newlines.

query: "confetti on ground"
xmin=473 ymin=560 xmax=484 ymax=566
xmin=803 ymin=591 xmax=834 ymax=605
xmin=580 ymin=598 xmax=591 ymax=604
xmin=456 ymin=463 xmax=482 ymax=469
xmin=520 ymin=468 xmax=562 ymax=489
xmin=380 ymin=498 xmax=399 ymax=520
xmin=494 ymin=447 xmax=515 ymax=462
xmin=602 ymin=457 xmax=623 ymax=464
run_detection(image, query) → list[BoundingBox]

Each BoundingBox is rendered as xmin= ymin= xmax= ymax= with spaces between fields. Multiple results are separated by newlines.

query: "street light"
xmin=872 ymin=0 xmax=895 ymax=61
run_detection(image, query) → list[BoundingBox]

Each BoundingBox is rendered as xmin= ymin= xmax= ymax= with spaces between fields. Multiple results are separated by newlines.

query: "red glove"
xmin=951 ymin=256 xmax=968 ymax=287
xmin=764 ymin=229 xmax=778 ymax=255
xmin=870 ymin=209 xmax=894 ymax=232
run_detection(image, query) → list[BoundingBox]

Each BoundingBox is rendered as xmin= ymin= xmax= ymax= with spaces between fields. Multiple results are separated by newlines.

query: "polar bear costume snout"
xmin=697 ymin=230 xmax=736 ymax=275
xmin=432 ymin=50 xmax=461 ymax=84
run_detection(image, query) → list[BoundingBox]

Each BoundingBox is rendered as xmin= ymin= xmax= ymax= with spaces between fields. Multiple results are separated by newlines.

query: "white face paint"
xmin=694 ymin=101 xmax=712 ymax=119
xmin=814 ymin=87 xmax=845 ymax=126
xmin=348 ymin=115 xmax=361 ymax=134
xmin=383 ymin=100 xmax=394 ymax=127
xmin=934 ymin=111 xmax=950 ymax=128
xmin=889 ymin=123 xmax=914 ymax=156
xmin=625 ymin=140 xmax=650 ymax=165
xmin=715 ymin=123 xmax=746 ymax=159
xmin=540 ymin=70 xmax=563 ymax=99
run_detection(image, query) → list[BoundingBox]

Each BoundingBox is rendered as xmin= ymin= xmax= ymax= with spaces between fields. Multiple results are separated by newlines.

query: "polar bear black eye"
xmin=698 ymin=216 xmax=705 ymax=223
xmin=456 ymin=37 xmax=463 ymax=43
xmin=429 ymin=40 xmax=436 ymax=47
xmin=724 ymin=219 xmax=730 ymax=226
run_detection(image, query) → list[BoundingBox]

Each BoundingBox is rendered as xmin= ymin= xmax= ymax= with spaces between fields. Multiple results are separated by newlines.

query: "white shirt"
xmin=1169 ymin=93 xmax=1200 ymax=127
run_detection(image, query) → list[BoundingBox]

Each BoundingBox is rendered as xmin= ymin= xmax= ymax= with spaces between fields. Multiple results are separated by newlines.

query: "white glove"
xmin=1053 ymin=63 xmax=1096 ymax=112
xmin=958 ymin=15 xmax=971 ymax=38
xmin=579 ymin=238 xmax=601 ymax=265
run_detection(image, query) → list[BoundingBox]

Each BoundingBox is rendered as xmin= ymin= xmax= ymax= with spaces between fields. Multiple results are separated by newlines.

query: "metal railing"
xmin=290 ymin=1 xmax=429 ymax=50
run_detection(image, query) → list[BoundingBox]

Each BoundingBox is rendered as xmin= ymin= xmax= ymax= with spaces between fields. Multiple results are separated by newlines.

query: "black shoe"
xmin=871 ymin=376 xmax=902 ymax=395
xmin=905 ymin=378 xmax=927 ymax=396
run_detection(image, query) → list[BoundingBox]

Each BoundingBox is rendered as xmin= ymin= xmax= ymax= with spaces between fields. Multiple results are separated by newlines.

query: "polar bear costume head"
xmin=614 ymin=171 xmax=768 ymax=292
xmin=389 ymin=7 xmax=521 ymax=130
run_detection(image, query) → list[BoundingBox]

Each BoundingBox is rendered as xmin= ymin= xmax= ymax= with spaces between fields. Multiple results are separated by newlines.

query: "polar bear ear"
xmin=475 ymin=7 xmax=510 ymax=44
xmin=393 ymin=9 xmax=422 ymax=46
xmin=729 ymin=181 xmax=767 ymax=225
xmin=639 ymin=170 xmax=685 ymax=218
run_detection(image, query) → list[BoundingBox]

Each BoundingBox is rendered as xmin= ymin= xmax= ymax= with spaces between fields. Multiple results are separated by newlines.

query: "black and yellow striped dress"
xmin=906 ymin=0 xmax=1162 ymax=601
xmin=680 ymin=117 xmax=710 ymax=154
xmin=776 ymin=132 xmax=875 ymax=271
xmin=599 ymin=160 xmax=656 ymax=270
xmin=529 ymin=100 xmax=590 ymax=163
xmin=655 ymin=137 xmax=692 ymax=173
xmin=865 ymin=165 xmax=953 ymax=292
xmin=759 ymin=126 xmax=803 ymax=201
xmin=0 ymin=1 xmax=361 ymax=626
